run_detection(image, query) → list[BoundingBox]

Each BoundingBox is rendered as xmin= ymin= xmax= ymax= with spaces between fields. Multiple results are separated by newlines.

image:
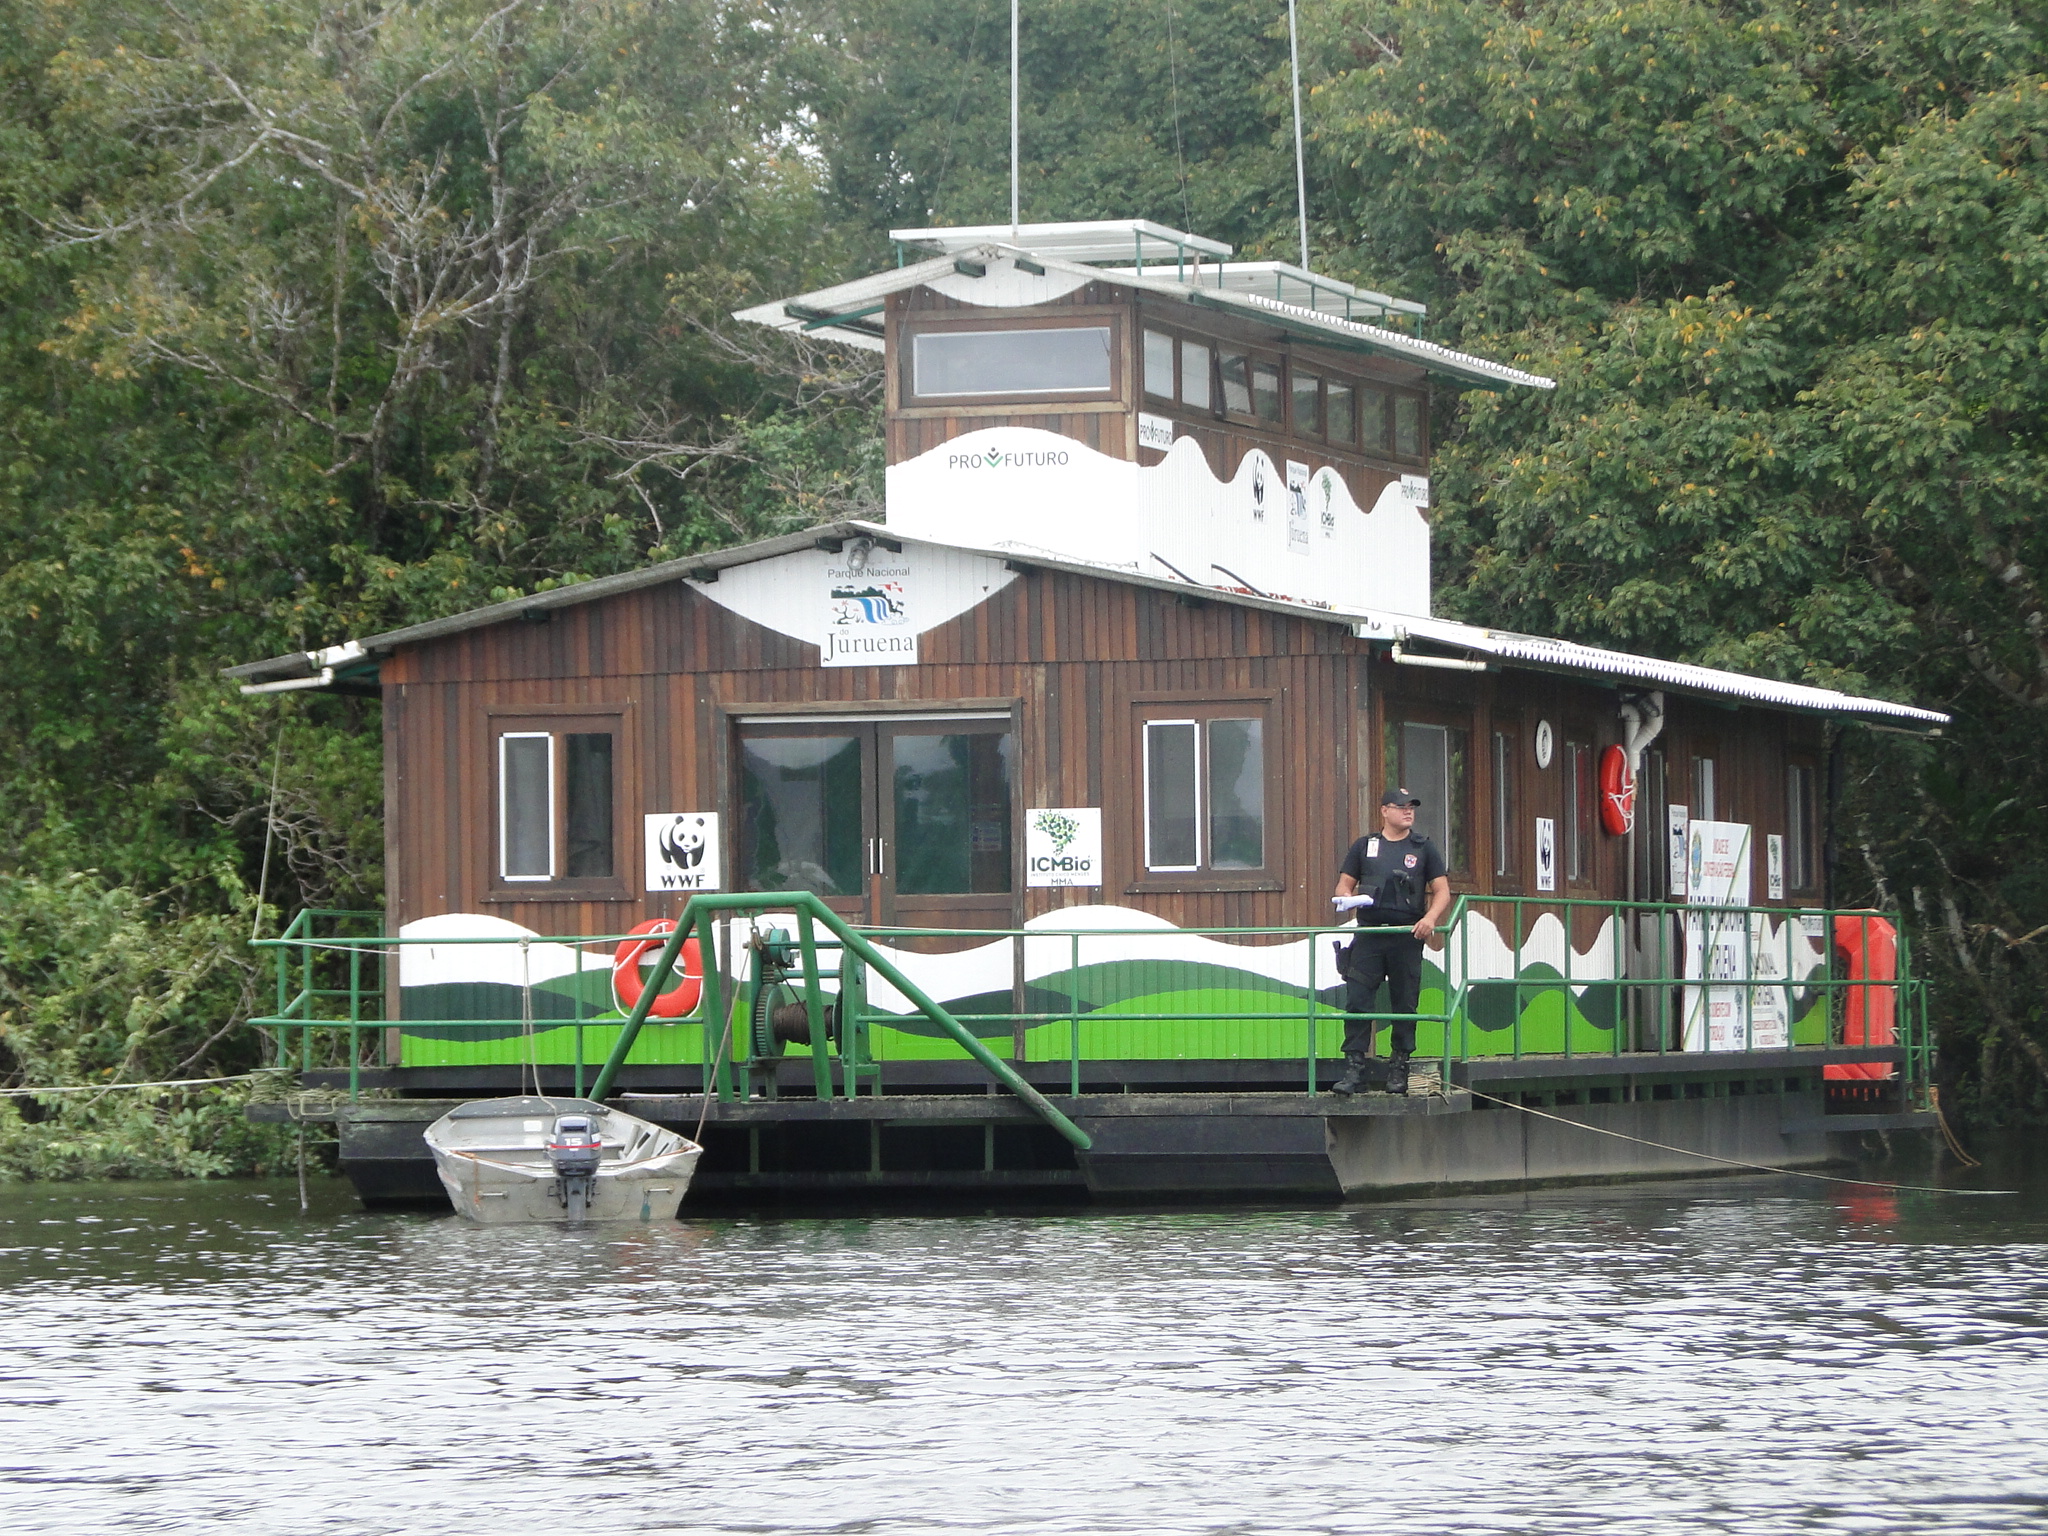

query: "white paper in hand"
xmin=1332 ymin=895 xmax=1374 ymax=912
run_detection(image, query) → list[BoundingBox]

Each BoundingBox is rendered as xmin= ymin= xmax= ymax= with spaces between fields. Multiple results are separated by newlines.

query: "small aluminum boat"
xmin=424 ymin=1096 xmax=700 ymax=1224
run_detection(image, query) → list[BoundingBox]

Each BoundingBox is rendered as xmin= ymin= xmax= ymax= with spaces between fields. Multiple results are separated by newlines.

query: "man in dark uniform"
xmin=1331 ymin=788 xmax=1451 ymax=1096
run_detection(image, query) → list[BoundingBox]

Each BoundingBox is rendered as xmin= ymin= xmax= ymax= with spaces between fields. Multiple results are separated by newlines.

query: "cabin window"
xmin=1140 ymin=709 xmax=1269 ymax=874
xmin=1491 ymin=728 xmax=1518 ymax=880
xmin=1359 ymin=386 xmax=1389 ymax=453
xmin=1386 ymin=718 xmax=1470 ymax=874
xmin=1180 ymin=339 xmax=1212 ymax=410
xmin=1565 ymin=740 xmax=1594 ymax=883
xmin=1692 ymin=755 xmax=1717 ymax=821
xmin=1252 ymin=361 xmax=1284 ymax=424
xmin=563 ymin=734 xmax=615 ymax=878
xmin=1327 ymin=381 xmax=1355 ymax=445
xmin=909 ymin=325 xmax=1112 ymax=399
xmin=1787 ymin=761 xmax=1818 ymax=892
xmin=500 ymin=733 xmax=553 ymax=880
xmin=1292 ymin=370 xmax=1323 ymax=437
xmin=1394 ymin=393 xmax=1423 ymax=458
xmin=1219 ymin=351 xmax=1253 ymax=416
xmin=494 ymin=719 xmax=620 ymax=889
xmin=1143 ymin=329 xmax=1174 ymax=399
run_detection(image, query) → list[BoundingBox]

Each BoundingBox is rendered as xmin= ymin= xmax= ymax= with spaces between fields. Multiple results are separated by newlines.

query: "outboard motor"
xmin=545 ymin=1114 xmax=604 ymax=1219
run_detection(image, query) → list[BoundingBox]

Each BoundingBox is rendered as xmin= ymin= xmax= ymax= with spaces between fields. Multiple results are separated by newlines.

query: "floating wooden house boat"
xmin=231 ymin=221 xmax=1947 ymax=1206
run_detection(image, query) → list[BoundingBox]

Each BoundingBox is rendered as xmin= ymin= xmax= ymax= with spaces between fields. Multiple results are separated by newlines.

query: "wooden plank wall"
xmin=380 ymin=568 xmax=1813 ymax=942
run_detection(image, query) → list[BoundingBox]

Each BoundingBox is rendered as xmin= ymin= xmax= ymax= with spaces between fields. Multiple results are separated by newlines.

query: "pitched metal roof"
xmin=223 ymin=520 xmax=1947 ymax=728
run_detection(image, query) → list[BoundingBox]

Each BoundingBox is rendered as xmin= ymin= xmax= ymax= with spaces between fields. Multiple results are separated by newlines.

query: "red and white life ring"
xmin=1598 ymin=745 xmax=1636 ymax=836
xmin=1827 ymin=914 xmax=1898 ymax=1081
xmin=612 ymin=919 xmax=703 ymax=1018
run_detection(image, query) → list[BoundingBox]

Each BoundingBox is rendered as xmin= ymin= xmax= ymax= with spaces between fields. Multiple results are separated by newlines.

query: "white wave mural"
xmin=393 ymin=904 xmax=1812 ymax=1014
xmin=884 ymin=426 xmax=1432 ymax=616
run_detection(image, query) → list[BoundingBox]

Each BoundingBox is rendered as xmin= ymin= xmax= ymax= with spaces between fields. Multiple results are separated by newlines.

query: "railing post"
xmin=348 ymin=940 xmax=362 ymax=1102
xmin=1069 ymin=932 xmax=1081 ymax=1099
xmin=795 ymin=905 xmax=834 ymax=1100
xmin=1305 ymin=934 xmax=1317 ymax=1095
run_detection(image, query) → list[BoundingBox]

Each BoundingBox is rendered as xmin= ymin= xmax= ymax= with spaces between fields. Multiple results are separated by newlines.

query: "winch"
xmin=544 ymin=1114 xmax=605 ymax=1217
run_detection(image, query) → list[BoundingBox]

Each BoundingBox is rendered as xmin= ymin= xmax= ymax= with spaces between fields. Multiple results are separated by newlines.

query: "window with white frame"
xmin=495 ymin=720 xmax=619 ymax=887
xmin=1141 ymin=711 xmax=1268 ymax=874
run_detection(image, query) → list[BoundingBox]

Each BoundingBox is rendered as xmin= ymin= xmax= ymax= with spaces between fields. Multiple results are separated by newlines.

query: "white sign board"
xmin=1535 ymin=817 xmax=1557 ymax=893
xmin=1286 ymin=460 xmax=1311 ymax=556
xmin=644 ymin=812 xmax=721 ymax=893
xmin=1399 ymin=473 xmax=1430 ymax=508
xmin=1025 ymin=807 xmax=1102 ymax=888
xmin=1666 ymin=803 xmax=1690 ymax=897
xmin=1137 ymin=412 xmax=1175 ymax=453
xmin=1767 ymin=834 xmax=1785 ymax=901
xmin=1681 ymin=820 xmax=1785 ymax=1051
xmin=823 ymin=555 xmax=916 ymax=667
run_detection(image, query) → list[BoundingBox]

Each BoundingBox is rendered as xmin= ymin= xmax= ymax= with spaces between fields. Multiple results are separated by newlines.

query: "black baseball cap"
xmin=1380 ymin=787 xmax=1422 ymax=807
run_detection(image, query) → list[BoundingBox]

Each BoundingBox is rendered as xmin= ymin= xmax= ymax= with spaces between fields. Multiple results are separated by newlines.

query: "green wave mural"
xmin=394 ymin=908 xmax=1833 ymax=1068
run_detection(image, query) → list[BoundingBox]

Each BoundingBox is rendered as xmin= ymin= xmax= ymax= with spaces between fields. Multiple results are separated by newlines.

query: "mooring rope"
xmin=1461 ymin=1086 xmax=2013 ymax=1197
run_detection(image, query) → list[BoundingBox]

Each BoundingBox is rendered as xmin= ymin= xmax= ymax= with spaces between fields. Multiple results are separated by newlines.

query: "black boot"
xmin=1331 ymin=1052 xmax=1374 ymax=1096
xmin=1384 ymin=1054 xmax=1411 ymax=1097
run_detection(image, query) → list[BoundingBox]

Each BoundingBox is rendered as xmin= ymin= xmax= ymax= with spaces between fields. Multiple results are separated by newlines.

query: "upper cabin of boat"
xmin=735 ymin=219 xmax=1553 ymax=617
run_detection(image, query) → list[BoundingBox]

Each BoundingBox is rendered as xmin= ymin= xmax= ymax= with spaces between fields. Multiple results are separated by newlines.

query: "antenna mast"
xmin=1286 ymin=0 xmax=1309 ymax=269
xmin=1010 ymin=0 xmax=1021 ymax=234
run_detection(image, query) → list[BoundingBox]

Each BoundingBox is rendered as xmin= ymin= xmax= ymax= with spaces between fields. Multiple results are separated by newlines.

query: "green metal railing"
xmin=248 ymin=894 xmax=1926 ymax=1114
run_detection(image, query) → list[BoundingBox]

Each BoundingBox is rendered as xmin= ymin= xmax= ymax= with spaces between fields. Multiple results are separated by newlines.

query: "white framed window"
xmin=499 ymin=732 xmax=555 ymax=881
xmin=910 ymin=326 xmax=1113 ymax=398
xmin=493 ymin=719 xmax=621 ymax=888
xmin=1142 ymin=715 xmax=1266 ymax=873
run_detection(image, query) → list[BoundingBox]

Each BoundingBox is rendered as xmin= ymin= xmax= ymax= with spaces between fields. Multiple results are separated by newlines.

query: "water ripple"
xmin=3 ymin=1175 xmax=2047 ymax=1534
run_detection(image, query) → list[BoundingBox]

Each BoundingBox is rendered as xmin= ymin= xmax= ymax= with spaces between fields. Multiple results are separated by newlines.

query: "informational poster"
xmin=822 ymin=553 xmax=916 ymax=667
xmin=1535 ymin=817 xmax=1557 ymax=893
xmin=1666 ymin=803 xmax=1690 ymax=897
xmin=1286 ymin=460 xmax=1311 ymax=556
xmin=644 ymin=812 xmax=721 ymax=893
xmin=1025 ymin=808 xmax=1102 ymax=888
xmin=1767 ymin=834 xmax=1785 ymax=901
xmin=1681 ymin=820 xmax=1786 ymax=1051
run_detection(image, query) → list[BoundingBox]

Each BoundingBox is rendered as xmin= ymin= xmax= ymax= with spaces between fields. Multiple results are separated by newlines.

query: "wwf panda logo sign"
xmin=644 ymin=813 xmax=721 ymax=892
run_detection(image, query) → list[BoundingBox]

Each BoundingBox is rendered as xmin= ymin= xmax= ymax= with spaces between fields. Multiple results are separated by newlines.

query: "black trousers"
xmin=1343 ymin=927 xmax=1424 ymax=1059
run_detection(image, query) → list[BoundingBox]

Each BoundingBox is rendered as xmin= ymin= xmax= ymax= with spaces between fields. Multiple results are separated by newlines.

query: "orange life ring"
xmin=1826 ymin=913 xmax=1897 ymax=1081
xmin=1598 ymin=745 xmax=1635 ymax=836
xmin=612 ymin=919 xmax=703 ymax=1018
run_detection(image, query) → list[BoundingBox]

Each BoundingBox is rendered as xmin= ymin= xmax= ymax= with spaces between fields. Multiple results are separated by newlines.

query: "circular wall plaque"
xmin=1534 ymin=719 xmax=1555 ymax=770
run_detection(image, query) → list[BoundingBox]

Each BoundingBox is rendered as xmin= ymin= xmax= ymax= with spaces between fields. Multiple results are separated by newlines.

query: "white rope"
xmin=1465 ymin=1087 xmax=2012 ymax=1197
xmin=0 ymin=1069 xmax=280 ymax=1098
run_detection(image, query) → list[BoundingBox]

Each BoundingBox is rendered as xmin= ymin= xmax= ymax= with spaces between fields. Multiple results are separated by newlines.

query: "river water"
xmin=5 ymin=1163 xmax=2048 ymax=1535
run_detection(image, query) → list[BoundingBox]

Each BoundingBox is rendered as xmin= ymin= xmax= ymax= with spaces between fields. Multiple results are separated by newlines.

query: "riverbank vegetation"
xmin=1 ymin=0 xmax=2045 ymax=1172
